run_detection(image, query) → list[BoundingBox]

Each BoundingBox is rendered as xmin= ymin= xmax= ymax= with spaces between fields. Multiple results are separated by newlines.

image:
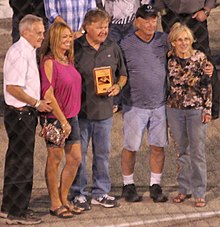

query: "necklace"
xmin=56 ymin=55 xmax=68 ymax=64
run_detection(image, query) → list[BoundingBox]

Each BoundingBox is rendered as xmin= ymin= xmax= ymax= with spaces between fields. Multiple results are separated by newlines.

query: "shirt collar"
xmin=20 ymin=36 xmax=36 ymax=53
xmin=78 ymin=34 xmax=112 ymax=48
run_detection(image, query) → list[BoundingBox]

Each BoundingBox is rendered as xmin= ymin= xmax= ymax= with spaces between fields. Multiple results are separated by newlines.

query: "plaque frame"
xmin=93 ymin=66 xmax=113 ymax=95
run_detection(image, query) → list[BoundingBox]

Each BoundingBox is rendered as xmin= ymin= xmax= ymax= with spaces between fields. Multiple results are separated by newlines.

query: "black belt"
xmin=7 ymin=105 xmax=36 ymax=112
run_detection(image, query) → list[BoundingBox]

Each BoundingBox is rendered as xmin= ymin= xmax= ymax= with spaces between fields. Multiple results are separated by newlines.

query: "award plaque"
xmin=93 ymin=66 xmax=113 ymax=95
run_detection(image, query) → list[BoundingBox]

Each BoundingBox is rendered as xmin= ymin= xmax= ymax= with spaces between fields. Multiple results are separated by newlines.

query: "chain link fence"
xmin=0 ymin=3 xmax=220 ymax=226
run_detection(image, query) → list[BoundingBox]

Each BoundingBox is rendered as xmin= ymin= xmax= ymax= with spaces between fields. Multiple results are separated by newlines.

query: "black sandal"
xmin=49 ymin=205 xmax=74 ymax=219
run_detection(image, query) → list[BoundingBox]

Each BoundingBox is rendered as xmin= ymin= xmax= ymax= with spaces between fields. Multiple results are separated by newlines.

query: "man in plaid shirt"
xmin=44 ymin=0 xmax=97 ymax=38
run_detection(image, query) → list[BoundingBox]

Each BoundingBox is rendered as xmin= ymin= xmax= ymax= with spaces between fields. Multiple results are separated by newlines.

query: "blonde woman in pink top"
xmin=40 ymin=22 xmax=82 ymax=219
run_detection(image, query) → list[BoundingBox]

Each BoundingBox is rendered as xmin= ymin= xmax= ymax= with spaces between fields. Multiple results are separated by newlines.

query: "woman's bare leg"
xmin=60 ymin=143 xmax=82 ymax=205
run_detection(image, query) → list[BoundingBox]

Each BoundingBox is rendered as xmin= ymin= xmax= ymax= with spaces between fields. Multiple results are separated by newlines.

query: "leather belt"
xmin=7 ymin=105 xmax=35 ymax=112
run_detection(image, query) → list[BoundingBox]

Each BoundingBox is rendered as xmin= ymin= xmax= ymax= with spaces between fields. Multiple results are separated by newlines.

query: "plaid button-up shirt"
xmin=44 ymin=0 xmax=97 ymax=31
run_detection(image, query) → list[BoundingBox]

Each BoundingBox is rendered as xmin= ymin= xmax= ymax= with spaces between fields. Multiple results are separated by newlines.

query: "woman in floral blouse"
xmin=166 ymin=22 xmax=213 ymax=207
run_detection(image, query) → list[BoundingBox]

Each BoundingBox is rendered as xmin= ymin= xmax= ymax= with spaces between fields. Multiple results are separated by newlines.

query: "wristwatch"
xmin=160 ymin=8 xmax=167 ymax=16
xmin=80 ymin=28 xmax=85 ymax=34
xmin=203 ymin=9 xmax=210 ymax=17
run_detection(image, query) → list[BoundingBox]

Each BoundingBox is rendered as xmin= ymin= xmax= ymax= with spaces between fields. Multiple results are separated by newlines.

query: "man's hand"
xmin=54 ymin=16 xmax=67 ymax=24
xmin=204 ymin=61 xmax=214 ymax=77
xmin=74 ymin=31 xmax=84 ymax=39
xmin=36 ymin=100 xmax=52 ymax=112
xmin=192 ymin=9 xmax=209 ymax=22
xmin=108 ymin=84 xmax=121 ymax=97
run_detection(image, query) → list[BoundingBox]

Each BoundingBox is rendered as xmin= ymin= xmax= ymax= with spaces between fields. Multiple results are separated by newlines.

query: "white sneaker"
xmin=91 ymin=194 xmax=118 ymax=208
xmin=73 ymin=195 xmax=91 ymax=211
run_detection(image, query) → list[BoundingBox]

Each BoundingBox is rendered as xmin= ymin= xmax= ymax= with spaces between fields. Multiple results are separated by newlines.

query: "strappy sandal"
xmin=173 ymin=193 xmax=187 ymax=203
xmin=64 ymin=201 xmax=82 ymax=215
xmin=195 ymin=198 xmax=206 ymax=207
xmin=49 ymin=205 xmax=74 ymax=219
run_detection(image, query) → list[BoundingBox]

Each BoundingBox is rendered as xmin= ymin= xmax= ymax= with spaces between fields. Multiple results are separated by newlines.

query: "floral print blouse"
xmin=166 ymin=50 xmax=212 ymax=115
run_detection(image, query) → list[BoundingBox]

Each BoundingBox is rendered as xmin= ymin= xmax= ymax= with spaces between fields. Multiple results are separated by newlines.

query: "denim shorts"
xmin=123 ymin=105 xmax=168 ymax=151
xmin=40 ymin=116 xmax=80 ymax=147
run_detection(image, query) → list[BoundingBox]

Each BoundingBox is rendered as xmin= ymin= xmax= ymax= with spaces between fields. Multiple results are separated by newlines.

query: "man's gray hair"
xmin=19 ymin=14 xmax=43 ymax=35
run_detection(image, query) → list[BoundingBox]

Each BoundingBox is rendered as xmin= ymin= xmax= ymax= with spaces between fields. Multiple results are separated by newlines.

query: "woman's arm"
xmin=43 ymin=59 xmax=71 ymax=137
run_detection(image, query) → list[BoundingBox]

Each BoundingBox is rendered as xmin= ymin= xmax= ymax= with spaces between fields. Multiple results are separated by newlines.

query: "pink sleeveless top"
xmin=40 ymin=57 xmax=82 ymax=118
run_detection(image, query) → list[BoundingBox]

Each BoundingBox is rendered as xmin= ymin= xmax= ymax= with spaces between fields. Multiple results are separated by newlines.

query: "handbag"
xmin=39 ymin=118 xmax=66 ymax=147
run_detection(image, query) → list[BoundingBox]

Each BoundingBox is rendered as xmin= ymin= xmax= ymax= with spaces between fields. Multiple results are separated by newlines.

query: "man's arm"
xmin=204 ymin=0 xmax=216 ymax=10
xmin=43 ymin=0 xmax=61 ymax=24
xmin=6 ymin=85 xmax=52 ymax=112
xmin=152 ymin=0 xmax=167 ymax=16
xmin=192 ymin=0 xmax=216 ymax=22
xmin=152 ymin=0 xmax=166 ymax=10
xmin=108 ymin=75 xmax=127 ymax=97
xmin=96 ymin=0 xmax=104 ymax=10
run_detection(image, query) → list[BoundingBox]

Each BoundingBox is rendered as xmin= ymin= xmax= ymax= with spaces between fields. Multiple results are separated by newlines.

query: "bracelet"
xmin=34 ymin=100 xmax=41 ymax=108
xmin=61 ymin=122 xmax=68 ymax=127
xmin=203 ymin=9 xmax=210 ymax=17
xmin=117 ymin=83 xmax=123 ymax=91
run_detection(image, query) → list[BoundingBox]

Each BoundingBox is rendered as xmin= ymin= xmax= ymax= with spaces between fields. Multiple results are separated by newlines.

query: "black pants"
xmin=1 ymin=105 xmax=38 ymax=216
xmin=9 ymin=0 xmax=48 ymax=43
xmin=162 ymin=9 xmax=220 ymax=118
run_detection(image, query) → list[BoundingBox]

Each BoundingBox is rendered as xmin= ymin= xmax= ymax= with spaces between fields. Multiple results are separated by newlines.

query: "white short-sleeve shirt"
xmin=3 ymin=36 xmax=40 ymax=107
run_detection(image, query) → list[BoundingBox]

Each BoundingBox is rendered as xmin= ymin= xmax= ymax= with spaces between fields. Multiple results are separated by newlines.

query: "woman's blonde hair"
xmin=168 ymin=22 xmax=195 ymax=55
xmin=41 ymin=22 xmax=74 ymax=63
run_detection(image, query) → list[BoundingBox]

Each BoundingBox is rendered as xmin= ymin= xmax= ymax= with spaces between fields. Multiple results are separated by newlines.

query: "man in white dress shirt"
xmin=1 ymin=14 xmax=52 ymax=225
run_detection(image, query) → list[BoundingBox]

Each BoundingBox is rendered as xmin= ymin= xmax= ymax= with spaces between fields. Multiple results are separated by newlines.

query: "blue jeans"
xmin=167 ymin=107 xmax=207 ymax=198
xmin=71 ymin=117 xmax=113 ymax=198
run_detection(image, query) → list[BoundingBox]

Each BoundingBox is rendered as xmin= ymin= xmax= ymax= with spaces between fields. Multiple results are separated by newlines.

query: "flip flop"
xmin=195 ymin=198 xmax=206 ymax=207
xmin=49 ymin=205 xmax=74 ymax=219
xmin=64 ymin=201 xmax=82 ymax=215
xmin=173 ymin=193 xmax=187 ymax=203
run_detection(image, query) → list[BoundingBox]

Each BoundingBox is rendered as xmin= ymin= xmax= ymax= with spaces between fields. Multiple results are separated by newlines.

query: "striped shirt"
xmin=120 ymin=32 xmax=168 ymax=109
xmin=44 ymin=0 xmax=97 ymax=31
xmin=105 ymin=0 xmax=140 ymax=25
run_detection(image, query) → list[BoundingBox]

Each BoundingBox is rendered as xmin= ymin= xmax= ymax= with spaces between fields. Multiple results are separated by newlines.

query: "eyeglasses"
xmin=175 ymin=37 xmax=191 ymax=43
